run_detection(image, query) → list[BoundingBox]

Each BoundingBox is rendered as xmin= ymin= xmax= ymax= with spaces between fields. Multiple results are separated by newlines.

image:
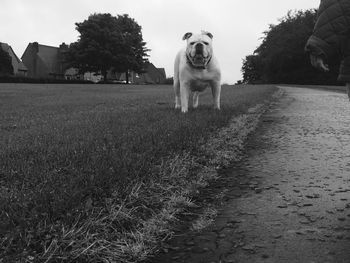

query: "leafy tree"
xmin=68 ymin=13 xmax=149 ymax=82
xmin=241 ymin=9 xmax=340 ymax=85
xmin=241 ymin=55 xmax=262 ymax=84
xmin=0 ymin=47 xmax=14 ymax=76
xmin=112 ymin=14 xmax=149 ymax=83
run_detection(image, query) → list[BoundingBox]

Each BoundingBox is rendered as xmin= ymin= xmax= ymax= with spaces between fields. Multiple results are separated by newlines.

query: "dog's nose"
xmin=195 ymin=43 xmax=203 ymax=54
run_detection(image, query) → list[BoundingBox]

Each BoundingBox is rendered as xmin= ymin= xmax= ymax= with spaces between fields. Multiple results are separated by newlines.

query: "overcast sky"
xmin=1 ymin=0 xmax=320 ymax=84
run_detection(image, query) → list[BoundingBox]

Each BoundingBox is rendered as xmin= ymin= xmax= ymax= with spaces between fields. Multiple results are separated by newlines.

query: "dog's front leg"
xmin=180 ymin=82 xmax=190 ymax=113
xmin=211 ymin=82 xmax=221 ymax=110
xmin=174 ymin=79 xmax=181 ymax=109
xmin=193 ymin=92 xmax=199 ymax=109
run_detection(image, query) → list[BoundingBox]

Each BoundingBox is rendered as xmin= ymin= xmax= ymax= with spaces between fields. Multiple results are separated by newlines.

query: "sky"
xmin=1 ymin=0 xmax=320 ymax=84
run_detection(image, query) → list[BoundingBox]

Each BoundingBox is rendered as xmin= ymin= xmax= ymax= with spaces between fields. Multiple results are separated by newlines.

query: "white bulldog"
xmin=174 ymin=31 xmax=221 ymax=113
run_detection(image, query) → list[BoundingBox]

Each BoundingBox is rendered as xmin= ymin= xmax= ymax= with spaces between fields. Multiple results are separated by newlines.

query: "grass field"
xmin=0 ymin=83 xmax=277 ymax=262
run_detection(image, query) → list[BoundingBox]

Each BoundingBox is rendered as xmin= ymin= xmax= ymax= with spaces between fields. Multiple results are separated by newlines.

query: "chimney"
xmin=32 ymin=42 xmax=39 ymax=53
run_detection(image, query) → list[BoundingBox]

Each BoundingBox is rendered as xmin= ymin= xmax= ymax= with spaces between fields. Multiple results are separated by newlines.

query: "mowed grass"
xmin=0 ymin=83 xmax=276 ymax=262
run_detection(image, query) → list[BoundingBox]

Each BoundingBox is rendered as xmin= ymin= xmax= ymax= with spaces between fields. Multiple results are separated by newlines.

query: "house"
xmin=21 ymin=41 xmax=166 ymax=83
xmin=0 ymin=42 xmax=28 ymax=76
xmin=21 ymin=42 xmax=69 ymax=79
xmin=113 ymin=63 xmax=166 ymax=84
xmin=133 ymin=63 xmax=166 ymax=84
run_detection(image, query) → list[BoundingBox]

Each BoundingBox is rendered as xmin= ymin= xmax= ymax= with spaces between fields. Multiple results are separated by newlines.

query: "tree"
xmin=68 ymin=13 xmax=149 ymax=82
xmin=112 ymin=14 xmax=149 ymax=83
xmin=0 ymin=47 xmax=14 ymax=76
xmin=241 ymin=55 xmax=262 ymax=83
xmin=241 ymin=9 xmax=340 ymax=85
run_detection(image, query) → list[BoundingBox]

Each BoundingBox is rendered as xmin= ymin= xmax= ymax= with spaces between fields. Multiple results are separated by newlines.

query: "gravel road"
xmin=150 ymin=87 xmax=350 ymax=263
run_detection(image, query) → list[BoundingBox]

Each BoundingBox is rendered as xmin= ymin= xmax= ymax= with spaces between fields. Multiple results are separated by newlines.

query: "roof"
xmin=145 ymin=63 xmax=166 ymax=80
xmin=36 ymin=44 xmax=60 ymax=72
xmin=21 ymin=42 xmax=67 ymax=75
xmin=1 ymin=42 xmax=20 ymax=63
xmin=157 ymin=68 xmax=166 ymax=78
xmin=1 ymin=42 xmax=28 ymax=72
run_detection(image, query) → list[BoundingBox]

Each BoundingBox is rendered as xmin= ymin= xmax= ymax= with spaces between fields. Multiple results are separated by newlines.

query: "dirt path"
xmin=150 ymin=87 xmax=350 ymax=263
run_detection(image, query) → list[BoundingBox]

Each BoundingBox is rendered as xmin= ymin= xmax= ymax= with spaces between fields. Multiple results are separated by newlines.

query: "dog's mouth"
xmin=188 ymin=54 xmax=210 ymax=68
xmin=193 ymin=55 xmax=206 ymax=65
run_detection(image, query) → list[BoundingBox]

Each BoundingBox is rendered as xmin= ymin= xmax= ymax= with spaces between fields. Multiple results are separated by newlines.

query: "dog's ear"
xmin=204 ymin=32 xmax=213 ymax=39
xmin=182 ymin=32 xmax=193 ymax=40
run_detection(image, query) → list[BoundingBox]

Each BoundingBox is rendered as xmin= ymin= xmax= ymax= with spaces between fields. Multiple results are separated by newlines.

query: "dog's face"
xmin=183 ymin=31 xmax=213 ymax=68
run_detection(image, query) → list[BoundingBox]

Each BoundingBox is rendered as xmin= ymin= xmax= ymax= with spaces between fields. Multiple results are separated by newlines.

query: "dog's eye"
xmin=203 ymin=42 xmax=209 ymax=45
xmin=190 ymin=42 xmax=195 ymax=45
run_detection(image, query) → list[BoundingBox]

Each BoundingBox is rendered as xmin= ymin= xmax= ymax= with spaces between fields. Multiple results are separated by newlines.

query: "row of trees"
xmin=241 ymin=10 xmax=341 ymax=85
xmin=68 ymin=13 xmax=149 ymax=83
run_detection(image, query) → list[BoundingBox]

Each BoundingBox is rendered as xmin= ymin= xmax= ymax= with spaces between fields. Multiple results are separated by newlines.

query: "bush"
xmin=164 ymin=77 xmax=174 ymax=85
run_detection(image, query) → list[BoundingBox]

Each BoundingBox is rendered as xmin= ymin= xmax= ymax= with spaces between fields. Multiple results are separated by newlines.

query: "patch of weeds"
xmin=191 ymin=207 xmax=218 ymax=231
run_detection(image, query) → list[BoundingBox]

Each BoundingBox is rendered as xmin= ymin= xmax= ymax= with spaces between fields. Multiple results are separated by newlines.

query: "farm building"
xmin=0 ymin=42 xmax=28 ymax=76
xmin=21 ymin=42 xmax=69 ymax=79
